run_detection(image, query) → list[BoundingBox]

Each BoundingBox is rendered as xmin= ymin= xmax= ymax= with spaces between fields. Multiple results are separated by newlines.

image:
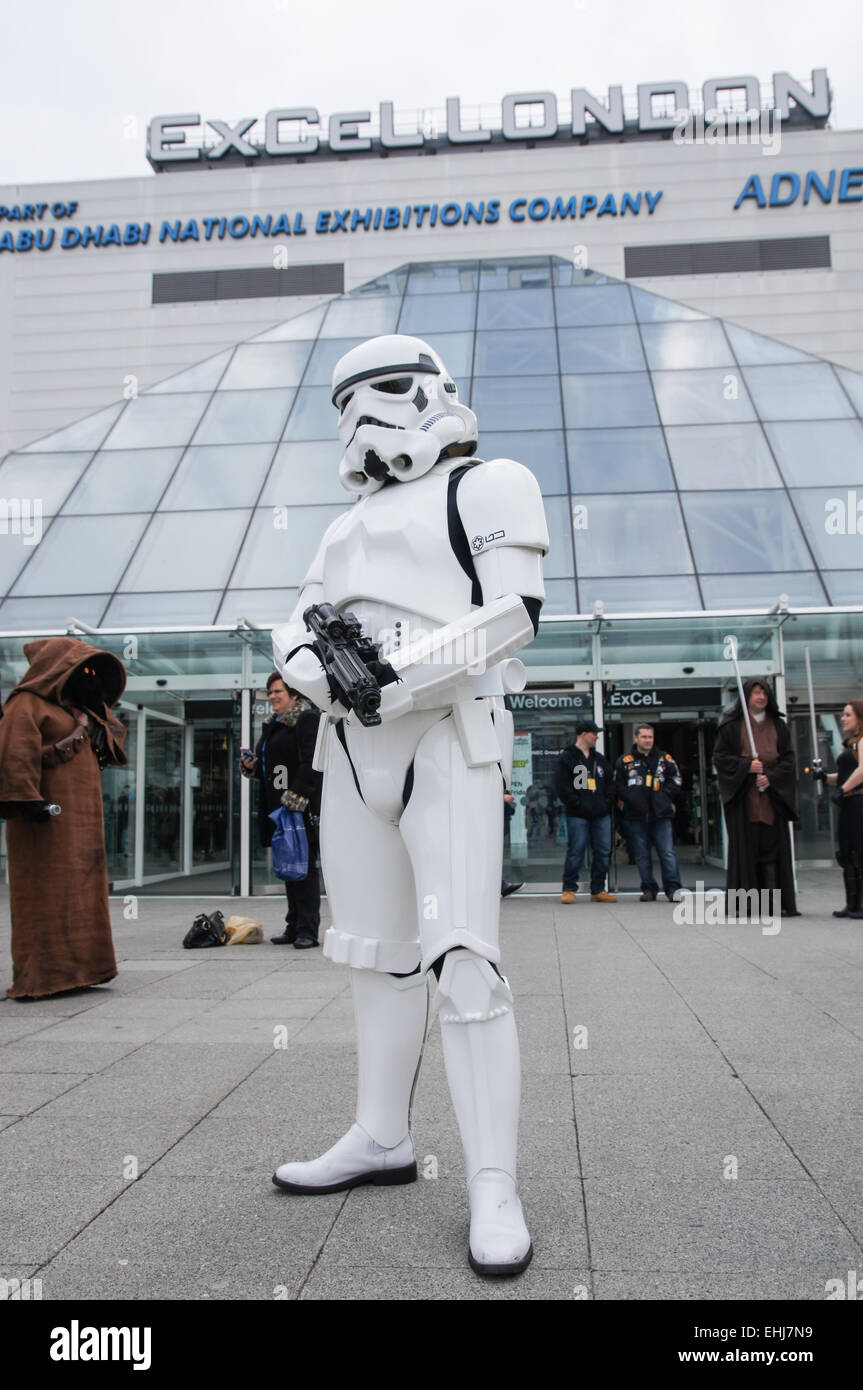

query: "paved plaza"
xmin=1 ymin=872 xmax=861 ymax=1302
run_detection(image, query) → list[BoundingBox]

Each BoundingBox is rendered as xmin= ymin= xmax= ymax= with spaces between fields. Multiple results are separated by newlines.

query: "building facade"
xmin=1 ymin=73 xmax=861 ymax=893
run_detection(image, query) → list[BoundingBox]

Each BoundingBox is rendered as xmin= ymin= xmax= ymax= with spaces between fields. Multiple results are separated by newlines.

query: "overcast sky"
xmin=1 ymin=0 xmax=857 ymax=187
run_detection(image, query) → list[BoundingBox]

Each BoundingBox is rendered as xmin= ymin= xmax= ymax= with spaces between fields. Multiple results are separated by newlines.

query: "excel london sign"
xmin=147 ymin=70 xmax=829 ymax=168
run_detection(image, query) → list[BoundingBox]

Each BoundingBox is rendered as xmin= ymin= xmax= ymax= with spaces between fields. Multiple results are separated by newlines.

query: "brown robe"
xmin=0 ymin=638 xmax=127 ymax=999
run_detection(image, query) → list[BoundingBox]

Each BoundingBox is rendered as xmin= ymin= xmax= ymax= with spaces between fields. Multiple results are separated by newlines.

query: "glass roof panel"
xmin=0 ymin=531 xmax=42 ymax=593
xmin=474 ymin=329 xmax=557 ymax=376
xmin=764 ymin=420 xmax=863 ymax=487
xmin=789 ymin=489 xmax=863 ymax=570
xmin=641 ymin=321 xmax=735 ymax=371
xmin=562 ymin=373 xmax=659 ymax=429
xmin=102 ymin=591 xmax=222 ymax=626
xmin=558 ymin=325 xmax=646 ymax=374
xmin=574 ymin=493 xmax=694 ymax=577
xmin=159 ymin=445 xmax=274 ymax=510
xmin=281 ymin=386 xmax=336 ymax=441
xmin=0 ymin=595 xmax=111 ymax=630
xmin=723 ymin=322 xmax=815 ymax=366
xmin=681 ymin=491 xmax=813 ymax=573
xmin=118 ymin=510 xmax=251 ymax=591
xmin=406 ymin=262 xmax=478 ymax=294
xmin=102 ymin=393 xmax=212 ymax=450
xmin=653 ymin=369 xmax=756 ymax=426
xmin=398 ymin=292 xmax=476 ymax=334
xmin=700 ymin=571 xmax=827 ymax=608
xmin=744 ymin=364 xmax=854 ymax=421
xmin=477 ymin=288 xmax=554 ymax=330
xmin=543 ymin=496 xmax=576 ymax=579
xmin=11 ymin=514 xmax=149 ymax=596
xmin=822 ymin=571 xmax=863 ymax=604
xmin=540 ymin=578 xmax=578 ymax=614
xmin=666 ymin=423 xmax=781 ymax=489
xmin=218 ymin=342 xmax=313 ymax=391
xmin=229 ymin=504 xmax=344 ymax=589
xmin=63 ymin=448 xmax=183 ymax=514
xmin=0 ymin=452 xmax=93 ymax=515
xmin=568 ymin=427 xmax=673 ymax=492
xmin=193 ymin=389 xmax=295 ymax=445
xmin=834 ymin=366 xmax=863 ymax=417
xmin=146 ymin=350 xmax=233 ymax=394
xmin=319 ymin=297 xmax=400 ymax=338
xmin=472 ymin=376 xmax=562 ymax=431
xmin=252 ymin=304 xmax=327 ymax=341
xmin=629 ymin=286 xmax=706 ymax=323
xmin=304 ymin=337 xmax=364 ymax=387
xmin=479 ymin=259 xmax=552 ymax=291
xmin=217 ymin=588 xmax=298 ymax=626
xmin=20 ymin=403 xmax=124 ymax=454
xmin=578 ymin=575 xmax=702 ymax=613
xmin=555 ymin=284 xmax=635 ymax=327
xmin=259 ymin=443 xmax=349 ymax=506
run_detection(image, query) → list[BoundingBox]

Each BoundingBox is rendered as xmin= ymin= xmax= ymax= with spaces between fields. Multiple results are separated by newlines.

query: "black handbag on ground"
xmin=182 ymin=910 xmax=228 ymax=949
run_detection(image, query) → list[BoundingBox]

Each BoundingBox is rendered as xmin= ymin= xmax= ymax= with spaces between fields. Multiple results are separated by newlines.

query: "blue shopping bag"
xmin=268 ymin=807 xmax=309 ymax=882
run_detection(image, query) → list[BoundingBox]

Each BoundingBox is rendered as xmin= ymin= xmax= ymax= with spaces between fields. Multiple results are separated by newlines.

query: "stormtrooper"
xmin=270 ymin=334 xmax=548 ymax=1275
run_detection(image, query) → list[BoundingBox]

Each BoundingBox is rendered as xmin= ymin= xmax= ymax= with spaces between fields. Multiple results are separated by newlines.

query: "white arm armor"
xmin=271 ymin=514 xmax=347 ymax=712
xmin=376 ymin=458 xmax=549 ymax=719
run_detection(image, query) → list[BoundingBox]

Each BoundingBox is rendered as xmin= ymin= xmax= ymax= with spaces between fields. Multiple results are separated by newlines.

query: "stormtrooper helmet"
xmin=331 ymin=335 xmax=478 ymax=494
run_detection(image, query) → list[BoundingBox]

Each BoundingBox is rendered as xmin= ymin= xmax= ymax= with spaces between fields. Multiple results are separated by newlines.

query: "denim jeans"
xmin=563 ymin=815 xmax=612 ymax=894
xmin=627 ymin=818 xmax=681 ymax=895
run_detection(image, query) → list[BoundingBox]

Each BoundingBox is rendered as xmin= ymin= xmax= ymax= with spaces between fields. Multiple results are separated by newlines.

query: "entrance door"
xmin=604 ymin=718 xmax=725 ymax=891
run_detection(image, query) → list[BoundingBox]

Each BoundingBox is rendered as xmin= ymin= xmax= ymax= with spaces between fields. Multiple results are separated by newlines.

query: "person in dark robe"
xmin=0 ymin=638 xmax=127 ymax=999
xmin=713 ymin=677 xmax=799 ymax=917
xmin=820 ymin=699 xmax=863 ymax=918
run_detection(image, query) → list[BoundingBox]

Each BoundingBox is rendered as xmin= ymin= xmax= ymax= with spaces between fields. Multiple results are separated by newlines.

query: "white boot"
xmin=273 ymin=968 xmax=428 ymax=1194
xmin=435 ymin=952 xmax=532 ymax=1275
xmin=272 ymin=1121 xmax=416 ymax=1193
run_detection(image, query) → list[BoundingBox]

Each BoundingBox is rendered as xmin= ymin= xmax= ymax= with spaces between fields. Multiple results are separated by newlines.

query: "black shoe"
xmin=501 ymin=881 xmax=524 ymax=898
xmin=270 ymin=931 xmax=297 ymax=944
xmin=294 ymin=936 xmax=319 ymax=949
xmin=639 ymin=891 xmax=657 ymax=902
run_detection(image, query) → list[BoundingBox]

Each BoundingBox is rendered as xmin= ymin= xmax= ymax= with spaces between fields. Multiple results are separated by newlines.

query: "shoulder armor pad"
xmin=456 ymin=458 xmax=549 ymax=558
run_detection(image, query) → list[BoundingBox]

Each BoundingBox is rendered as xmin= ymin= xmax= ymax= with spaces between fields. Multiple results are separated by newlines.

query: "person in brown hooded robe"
xmin=713 ymin=676 xmax=799 ymax=917
xmin=0 ymin=638 xmax=127 ymax=999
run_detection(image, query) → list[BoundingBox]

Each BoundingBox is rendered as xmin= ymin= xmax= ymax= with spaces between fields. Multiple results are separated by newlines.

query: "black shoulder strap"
xmin=446 ymin=463 xmax=483 ymax=608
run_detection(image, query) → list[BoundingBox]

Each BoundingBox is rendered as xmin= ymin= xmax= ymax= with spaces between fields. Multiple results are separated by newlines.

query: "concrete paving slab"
xmin=0 ymin=1009 xmax=57 ymax=1044
xmin=572 ymin=1074 xmax=804 ymax=1180
xmin=39 ymin=1175 xmax=339 ymax=1295
xmin=0 ymin=1040 xmax=143 ymax=1074
xmin=594 ymin=1270 xmax=823 ymax=1300
xmin=300 ymin=1263 xmax=584 ymax=1300
xmin=1 ymin=1178 xmax=127 ymax=1264
xmin=0 ymin=1114 xmax=205 ymax=1179
xmin=0 ymin=1071 xmax=90 ymax=1115
xmin=584 ymin=1178 xmax=863 ymax=1274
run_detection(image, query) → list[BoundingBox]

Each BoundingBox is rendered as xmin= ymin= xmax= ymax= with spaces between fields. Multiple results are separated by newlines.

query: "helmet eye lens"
xmin=372 ymin=377 xmax=413 ymax=395
xmin=338 ymin=391 xmax=354 ymax=414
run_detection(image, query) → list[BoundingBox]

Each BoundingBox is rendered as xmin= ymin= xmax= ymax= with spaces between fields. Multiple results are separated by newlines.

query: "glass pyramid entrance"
xmin=1 ymin=254 xmax=862 ymax=633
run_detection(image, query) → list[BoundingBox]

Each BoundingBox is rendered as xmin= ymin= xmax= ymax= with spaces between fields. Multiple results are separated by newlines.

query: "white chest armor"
xmin=320 ymin=460 xmax=476 ymax=633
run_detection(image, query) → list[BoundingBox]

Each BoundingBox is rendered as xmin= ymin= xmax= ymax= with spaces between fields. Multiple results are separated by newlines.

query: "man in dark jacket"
xmin=241 ymin=673 xmax=322 ymax=947
xmin=556 ymin=719 xmax=616 ymax=904
xmin=614 ymin=723 xmax=683 ymax=902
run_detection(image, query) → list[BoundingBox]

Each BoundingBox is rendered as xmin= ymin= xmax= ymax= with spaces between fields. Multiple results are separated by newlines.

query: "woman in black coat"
xmin=822 ymin=699 xmax=863 ymax=918
xmin=713 ymin=677 xmax=799 ymax=916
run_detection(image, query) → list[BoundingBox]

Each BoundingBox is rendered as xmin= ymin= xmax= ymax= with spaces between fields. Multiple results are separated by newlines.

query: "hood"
xmin=720 ymin=676 xmax=783 ymax=727
xmin=7 ymin=638 xmax=126 ymax=709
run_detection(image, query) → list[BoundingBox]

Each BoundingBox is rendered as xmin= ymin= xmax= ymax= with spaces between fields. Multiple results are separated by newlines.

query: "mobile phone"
xmin=240 ymin=747 xmax=254 ymax=759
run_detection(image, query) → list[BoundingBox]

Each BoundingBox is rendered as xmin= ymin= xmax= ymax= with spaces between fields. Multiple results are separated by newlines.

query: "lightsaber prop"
xmin=804 ymin=644 xmax=822 ymax=798
xmin=722 ymin=634 xmax=765 ymax=793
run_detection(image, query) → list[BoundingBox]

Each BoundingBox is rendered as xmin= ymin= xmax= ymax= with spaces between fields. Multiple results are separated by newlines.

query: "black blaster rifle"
xmin=303 ymin=603 xmax=399 ymax=727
